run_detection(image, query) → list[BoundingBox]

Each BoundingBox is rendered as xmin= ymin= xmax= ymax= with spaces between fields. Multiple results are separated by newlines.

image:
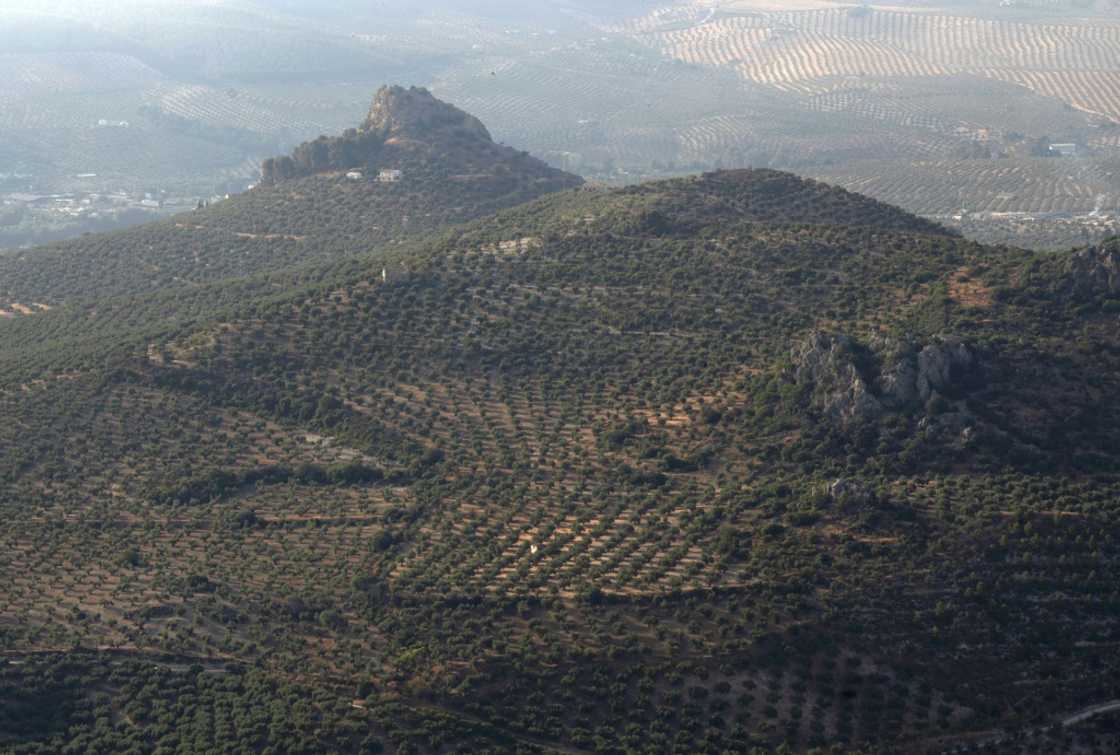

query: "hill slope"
xmin=0 ymin=86 xmax=582 ymax=309
xmin=2 ymin=174 xmax=1120 ymax=755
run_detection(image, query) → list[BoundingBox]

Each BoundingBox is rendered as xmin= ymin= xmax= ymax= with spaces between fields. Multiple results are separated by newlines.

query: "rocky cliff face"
xmin=789 ymin=332 xmax=882 ymax=424
xmin=789 ymin=331 xmax=976 ymax=428
xmin=363 ymin=85 xmax=492 ymax=142
xmin=1065 ymin=238 xmax=1120 ymax=298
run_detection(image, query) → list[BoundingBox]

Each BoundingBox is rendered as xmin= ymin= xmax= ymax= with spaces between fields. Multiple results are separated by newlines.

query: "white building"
xmin=346 ymin=170 xmax=363 ymax=180
xmin=378 ymin=169 xmax=403 ymax=183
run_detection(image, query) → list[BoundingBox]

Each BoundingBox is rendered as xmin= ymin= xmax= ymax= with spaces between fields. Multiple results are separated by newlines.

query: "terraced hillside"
xmin=598 ymin=1 xmax=1120 ymax=244
xmin=625 ymin=5 xmax=1120 ymax=111
xmin=3 ymin=168 xmax=1120 ymax=753
xmin=815 ymin=156 xmax=1120 ymax=215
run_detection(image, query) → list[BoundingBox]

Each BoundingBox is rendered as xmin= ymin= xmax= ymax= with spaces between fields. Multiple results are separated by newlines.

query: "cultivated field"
xmin=817 ymin=157 xmax=1120 ymax=215
xmin=627 ymin=5 xmax=1120 ymax=116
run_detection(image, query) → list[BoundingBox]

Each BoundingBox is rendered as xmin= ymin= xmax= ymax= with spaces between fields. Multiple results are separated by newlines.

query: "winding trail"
xmin=1062 ymin=699 xmax=1120 ymax=727
xmin=933 ymin=698 xmax=1120 ymax=753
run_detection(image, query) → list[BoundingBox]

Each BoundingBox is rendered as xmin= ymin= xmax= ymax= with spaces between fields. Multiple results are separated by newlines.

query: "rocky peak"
xmin=362 ymin=85 xmax=492 ymax=143
xmin=260 ymin=85 xmax=579 ymax=187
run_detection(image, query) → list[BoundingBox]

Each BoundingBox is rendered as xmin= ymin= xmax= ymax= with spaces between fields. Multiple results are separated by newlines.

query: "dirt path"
xmin=928 ymin=698 xmax=1120 ymax=753
xmin=1062 ymin=700 xmax=1120 ymax=727
xmin=173 ymin=222 xmax=304 ymax=242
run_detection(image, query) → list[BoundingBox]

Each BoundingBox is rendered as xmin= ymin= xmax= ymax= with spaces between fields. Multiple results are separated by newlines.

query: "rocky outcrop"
xmin=789 ymin=332 xmax=882 ymax=424
xmin=876 ymin=341 xmax=920 ymax=408
xmin=915 ymin=338 xmax=974 ymax=403
xmin=828 ymin=478 xmax=876 ymax=507
xmin=1065 ymin=238 xmax=1120 ymax=298
xmin=875 ymin=336 xmax=974 ymax=407
xmin=789 ymin=331 xmax=976 ymax=427
xmin=261 ymin=85 xmax=539 ymax=186
xmin=363 ymin=85 xmax=492 ymax=143
xmin=918 ymin=410 xmax=976 ymax=446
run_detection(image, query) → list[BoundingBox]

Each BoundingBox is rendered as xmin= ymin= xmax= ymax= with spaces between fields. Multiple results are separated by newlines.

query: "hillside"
xmin=0 ymin=86 xmax=582 ymax=309
xmin=3 ymin=173 xmax=1120 ymax=754
xmin=6 ymin=1 xmax=1120 ymax=252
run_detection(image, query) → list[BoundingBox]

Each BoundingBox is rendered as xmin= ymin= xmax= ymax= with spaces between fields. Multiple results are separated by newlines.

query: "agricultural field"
xmin=626 ymin=4 xmax=1120 ymax=101
xmin=606 ymin=1 xmax=1120 ymax=241
xmin=5 ymin=164 xmax=1120 ymax=752
xmin=815 ymin=157 xmax=1120 ymax=215
xmin=9 ymin=4 xmax=1120 ymax=751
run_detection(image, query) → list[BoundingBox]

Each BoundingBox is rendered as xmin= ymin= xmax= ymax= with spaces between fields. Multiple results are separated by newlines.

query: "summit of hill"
xmin=0 ymin=86 xmax=583 ymax=307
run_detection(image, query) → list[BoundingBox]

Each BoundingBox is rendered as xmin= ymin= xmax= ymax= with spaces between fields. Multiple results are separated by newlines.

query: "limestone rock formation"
xmin=915 ymin=338 xmax=974 ymax=403
xmin=789 ymin=331 xmax=976 ymax=428
xmin=789 ymin=332 xmax=882 ymax=424
xmin=1065 ymin=238 xmax=1120 ymax=298
xmin=363 ymin=85 xmax=492 ymax=142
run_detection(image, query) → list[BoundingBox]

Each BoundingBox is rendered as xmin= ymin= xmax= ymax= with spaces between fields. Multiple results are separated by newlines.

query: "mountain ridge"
xmin=364 ymin=85 xmax=492 ymax=142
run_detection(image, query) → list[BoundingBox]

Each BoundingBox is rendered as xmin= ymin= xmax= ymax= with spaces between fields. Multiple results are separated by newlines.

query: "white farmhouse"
xmin=378 ymin=169 xmax=403 ymax=183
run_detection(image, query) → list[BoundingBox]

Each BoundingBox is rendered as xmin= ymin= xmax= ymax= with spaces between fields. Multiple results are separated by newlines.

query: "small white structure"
xmin=346 ymin=170 xmax=363 ymax=180
xmin=378 ymin=169 xmax=403 ymax=183
xmin=1050 ymin=143 xmax=1078 ymax=157
xmin=380 ymin=268 xmax=406 ymax=284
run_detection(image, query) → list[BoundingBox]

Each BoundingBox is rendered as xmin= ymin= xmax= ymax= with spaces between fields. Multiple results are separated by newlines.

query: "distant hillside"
xmin=0 ymin=86 xmax=582 ymax=308
xmin=615 ymin=169 xmax=953 ymax=236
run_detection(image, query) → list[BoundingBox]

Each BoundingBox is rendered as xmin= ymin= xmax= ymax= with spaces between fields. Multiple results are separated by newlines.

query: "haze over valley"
xmin=3 ymin=0 xmax=1119 ymax=249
